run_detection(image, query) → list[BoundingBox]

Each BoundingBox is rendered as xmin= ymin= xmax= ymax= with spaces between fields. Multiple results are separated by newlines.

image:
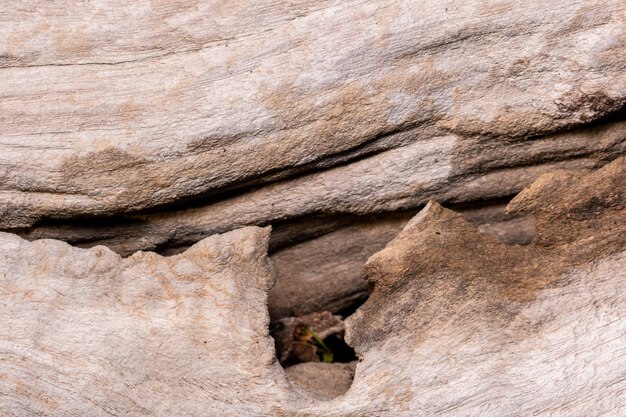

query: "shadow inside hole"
xmin=322 ymin=334 xmax=357 ymax=364
xmin=270 ymin=305 xmax=362 ymax=400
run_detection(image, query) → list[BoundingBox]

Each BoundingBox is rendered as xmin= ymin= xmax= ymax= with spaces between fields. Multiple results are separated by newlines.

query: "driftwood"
xmin=2 ymin=0 xmax=625 ymax=236
xmin=1 ymin=156 xmax=624 ymax=416
xmin=1 ymin=1 xmax=625 ymax=413
xmin=2 ymin=1 xmax=625 ymax=327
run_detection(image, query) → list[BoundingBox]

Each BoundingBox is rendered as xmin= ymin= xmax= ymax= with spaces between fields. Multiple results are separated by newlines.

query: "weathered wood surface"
xmin=3 ymin=1 xmax=625 ymax=326
xmin=268 ymin=202 xmax=534 ymax=318
xmin=0 ymin=227 xmax=307 ymax=414
xmin=1 ymin=156 xmax=623 ymax=416
xmin=1 ymin=0 xmax=625 ymax=234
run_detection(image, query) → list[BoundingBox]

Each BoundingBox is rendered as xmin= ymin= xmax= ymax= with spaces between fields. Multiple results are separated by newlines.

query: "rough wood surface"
xmin=1 ymin=0 xmax=625 ymax=234
xmin=3 ymin=2 xmax=625 ymax=324
xmin=1 ymin=156 xmax=623 ymax=416
xmin=285 ymin=362 xmax=357 ymax=401
xmin=0 ymin=227 xmax=308 ymax=415
xmin=342 ymin=159 xmax=625 ymax=416
xmin=269 ymin=202 xmax=534 ymax=318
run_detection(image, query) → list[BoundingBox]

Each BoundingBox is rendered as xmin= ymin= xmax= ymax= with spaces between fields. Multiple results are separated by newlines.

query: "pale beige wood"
xmin=1 ymin=157 xmax=623 ymax=416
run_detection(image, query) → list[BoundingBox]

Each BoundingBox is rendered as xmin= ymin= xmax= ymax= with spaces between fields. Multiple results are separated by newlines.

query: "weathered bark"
xmin=1 ymin=157 xmax=623 ymax=416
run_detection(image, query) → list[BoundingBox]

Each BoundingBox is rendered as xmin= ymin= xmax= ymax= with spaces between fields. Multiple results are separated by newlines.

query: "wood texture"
xmin=1 ymin=0 xmax=625 ymax=232
xmin=1 ymin=157 xmax=624 ymax=416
